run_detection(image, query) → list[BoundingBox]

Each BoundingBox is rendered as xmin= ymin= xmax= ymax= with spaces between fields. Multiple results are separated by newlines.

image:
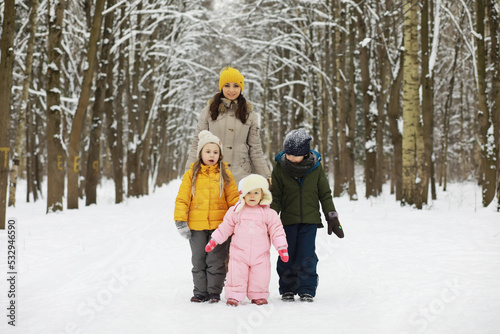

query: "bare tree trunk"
xmin=488 ymin=0 xmax=500 ymax=210
xmin=357 ymin=4 xmax=377 ymax=199
xmin=262 ymin=56 xmax=272 ymax=168
xmin=46 ymin=0 xmax=66 ymax=213
xmin=421 ymin=0 xmax=435 ymax=203
xmin=127 ymin=3 xmax=143 ymax=198
xmin=26 ymin=98 xmax=42 ymax=203
xmin=86 ymin=0 xmax=114 ymax=206
xmin=8 ymin=0 xmax=39 ymax=207
xmin=475 ymin=0 xmax=497 ymax=207
xmin=388 ymin=54 xmax=404 ymax=200
xmin=498 ymin=0 xmax=500 ymax=210
xmin=327 ymin=0 xmax=341 ymax=196
xmin=375 ymin=0 xmax=389 ymax=196
xmin=137 ymin=12 xmax=160 ymax=196
xmin=401 ymin=0 xmax=420 ymax=206
xmin=105 ymin=1 xmax=124 ymax=204
xmin=0 ymin=0 xmax=16 ymax=228
xmin=347 ymin=14 xmax=357 ymax=200
xmin=442 ymin=34 xmax=462 ymax=192
xmin=67 ymin=0 xmax=106 ymax=209
xmin=334 ymin=0 xmax=347 ymax=197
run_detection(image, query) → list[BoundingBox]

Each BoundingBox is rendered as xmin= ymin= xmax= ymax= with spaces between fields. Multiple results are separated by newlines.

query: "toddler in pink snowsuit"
xmin=205 ymin=174 xmax=289 ymax=306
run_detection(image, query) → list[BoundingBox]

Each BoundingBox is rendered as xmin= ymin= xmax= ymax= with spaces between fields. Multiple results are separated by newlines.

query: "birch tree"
xmin=401 ymin=0 xmax=422 ymax=207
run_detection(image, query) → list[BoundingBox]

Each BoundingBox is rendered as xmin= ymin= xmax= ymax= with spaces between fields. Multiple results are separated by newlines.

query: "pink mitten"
xmin=278 ymin=248 xmax=289 ymax=262
xmin=205 ymin=239 xmax=217 ymax=252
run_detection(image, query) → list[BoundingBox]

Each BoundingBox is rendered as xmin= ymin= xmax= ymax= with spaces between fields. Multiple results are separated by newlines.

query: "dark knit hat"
xmin=283 ymin=129 xmax=312 ymax=156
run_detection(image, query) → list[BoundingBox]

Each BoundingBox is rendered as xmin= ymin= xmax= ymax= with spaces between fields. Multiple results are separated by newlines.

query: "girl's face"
xmin=243 ymin=188 xmax=262 ymax=207
xmin=222 ymin=82 xmax=241 ymax=101
xmin=285 ymin=154 xmax=304 ymax=163
xmin=201 ymin=143 xmax=220 ymax=166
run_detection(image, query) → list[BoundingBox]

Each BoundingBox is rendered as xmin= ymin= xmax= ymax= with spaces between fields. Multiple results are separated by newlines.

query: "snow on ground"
xmin=0 ymin=180 xmax=499 ymax=334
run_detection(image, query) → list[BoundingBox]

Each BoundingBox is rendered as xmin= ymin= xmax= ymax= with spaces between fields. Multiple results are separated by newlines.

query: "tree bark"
xmin=388 ymin=54 xmax=404 ymax=200
xmin=8 ymin=0 xmax=39 ymax=207
xmin=105 ymin=1 xmax=124 ymax=204
xmin=475 ymin=0 xmax=497 ymax=207
xmin=327 ymin=0 xmax=340 ymax=197
xmin=0 ymin=0 xmax=16 ymax=228
xmin=401 ymin=0 xmax=420 ymax=206
xmin=86 ymin=0 xmax=114 ymax=206
xmin=334 ymin=0 xmax=347 ymax=197
xmin=357 ymin=5 xmax=378 ymax=198
xmin=420 ymin=0 xmax=435 ymax=203
xmin=67 ymin=0 xmax=106 ymax=209
xmin=46 ymin=0 xmax=66 ymax=213
xmin=127 ymin=2 xmax=143 ymax=198
xmin=488 ymin=0 xmax=500 ymax=210
xmin=346 ymin=13 xmax=357 ymax=200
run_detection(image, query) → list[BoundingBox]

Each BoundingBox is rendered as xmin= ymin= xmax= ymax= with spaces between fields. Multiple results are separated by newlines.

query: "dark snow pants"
xmin=277 ymin=223 xmax=319 ymax=297
xmin=190 ymin=230 xmax=229 ymax=297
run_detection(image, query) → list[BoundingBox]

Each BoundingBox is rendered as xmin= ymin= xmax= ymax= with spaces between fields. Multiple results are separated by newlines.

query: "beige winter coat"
xmin=185 ymin=98 xmax=271 ymax=184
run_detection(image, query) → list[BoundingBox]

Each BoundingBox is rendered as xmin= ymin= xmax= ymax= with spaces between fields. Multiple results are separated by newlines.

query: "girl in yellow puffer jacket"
xmin=174 ymin=130 xmax=239 ymax=303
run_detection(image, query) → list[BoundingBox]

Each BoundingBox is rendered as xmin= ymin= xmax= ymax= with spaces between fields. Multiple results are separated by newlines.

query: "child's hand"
xmin=278 ymin=248 xmax=289 ymax=262
xmin=326 ymin=211 xmax=344 ymax=238
xmin=175 ymin=221 xmax=191 ymax=239
xmin=205 ymin=239 xmax=217 ymax=252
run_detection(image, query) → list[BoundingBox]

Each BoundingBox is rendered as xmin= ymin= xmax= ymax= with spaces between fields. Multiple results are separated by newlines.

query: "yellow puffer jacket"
xmin=174 ymin=162 xmax=239 ymax=231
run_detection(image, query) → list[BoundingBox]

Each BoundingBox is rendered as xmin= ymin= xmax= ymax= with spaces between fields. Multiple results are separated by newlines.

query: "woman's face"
xmin=222 ymin=82 xmax=241 ymax=101
xmin=201 ymin=143 xmax=220 ymax=166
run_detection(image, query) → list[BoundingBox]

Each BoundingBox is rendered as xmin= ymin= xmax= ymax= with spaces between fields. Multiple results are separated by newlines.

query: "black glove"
xmin=326 ymin=211 xmax=344 ymax=238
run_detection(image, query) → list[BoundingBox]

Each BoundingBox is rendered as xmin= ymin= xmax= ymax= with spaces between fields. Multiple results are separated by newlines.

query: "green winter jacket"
xmin=270 ymin=150 xmax=336 ymax=227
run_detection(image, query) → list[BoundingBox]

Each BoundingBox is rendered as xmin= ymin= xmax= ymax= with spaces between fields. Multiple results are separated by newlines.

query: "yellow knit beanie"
xmin=218 ymin=66 xmax=245 ymax=92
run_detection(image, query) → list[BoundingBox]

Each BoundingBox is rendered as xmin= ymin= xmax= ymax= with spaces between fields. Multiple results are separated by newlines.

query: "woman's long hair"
xmin=209 ymin=92 xmax=248 ymax=124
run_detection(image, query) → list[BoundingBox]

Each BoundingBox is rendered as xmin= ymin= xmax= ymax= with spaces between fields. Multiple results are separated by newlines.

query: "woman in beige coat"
xmin=185 ymin=67 xmax=271 ymax=184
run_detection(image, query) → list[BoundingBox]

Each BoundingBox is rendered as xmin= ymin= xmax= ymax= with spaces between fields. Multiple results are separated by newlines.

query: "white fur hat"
xmin=197 ymin=130 xmax=223 ymax=157
xmin=234 ymin=174 xmax=272 ymax=212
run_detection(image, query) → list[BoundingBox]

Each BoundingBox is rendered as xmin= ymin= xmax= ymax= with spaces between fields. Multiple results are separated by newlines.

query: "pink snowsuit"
xmin=211 ymin=204 xmax=288 ymax=302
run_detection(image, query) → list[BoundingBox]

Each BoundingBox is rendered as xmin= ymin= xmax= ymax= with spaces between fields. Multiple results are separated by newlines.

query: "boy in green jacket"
xmin=270 ymin=129 xmax=344 ymax=302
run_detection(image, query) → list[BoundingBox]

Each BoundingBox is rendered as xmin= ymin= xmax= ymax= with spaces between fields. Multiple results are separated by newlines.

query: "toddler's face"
xmin=201 ymin=143 xmax=220 ymax=166
xmin=244 ymin=188 xmax=262 ymax=207
xmin=285 ymin=154 xmax=304 ymax=163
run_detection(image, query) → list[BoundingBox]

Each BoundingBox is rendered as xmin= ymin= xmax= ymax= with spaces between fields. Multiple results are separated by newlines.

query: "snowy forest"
xmin=0 ymin=0 xmax=499 ymax=229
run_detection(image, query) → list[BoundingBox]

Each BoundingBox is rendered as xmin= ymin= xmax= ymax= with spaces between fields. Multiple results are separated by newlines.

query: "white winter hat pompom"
xmin=197 ymin=130 xmax=223 ymax=157
xmin=235 ymin=174 xmax=272 ymax=212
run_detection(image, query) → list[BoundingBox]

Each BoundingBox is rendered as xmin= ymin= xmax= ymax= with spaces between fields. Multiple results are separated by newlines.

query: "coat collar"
xmin=206 ymin=97 xmax=254 ymax=114
xmin=200 ymin=163 xmax=219 ymax=174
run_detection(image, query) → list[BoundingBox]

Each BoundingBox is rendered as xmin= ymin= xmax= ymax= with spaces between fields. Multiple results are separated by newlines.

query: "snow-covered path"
xmin=1 ymin=181 xmax=499 ymax=334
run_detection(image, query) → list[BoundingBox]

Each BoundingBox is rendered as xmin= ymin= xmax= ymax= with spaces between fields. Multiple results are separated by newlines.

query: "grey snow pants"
xmin=189 ymin=230 xmax=229 ymax=297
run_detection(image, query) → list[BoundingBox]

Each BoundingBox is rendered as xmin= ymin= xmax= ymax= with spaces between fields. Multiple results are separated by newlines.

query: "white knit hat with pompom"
xmin=197 ymin=130 xmax=223 ymax=157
